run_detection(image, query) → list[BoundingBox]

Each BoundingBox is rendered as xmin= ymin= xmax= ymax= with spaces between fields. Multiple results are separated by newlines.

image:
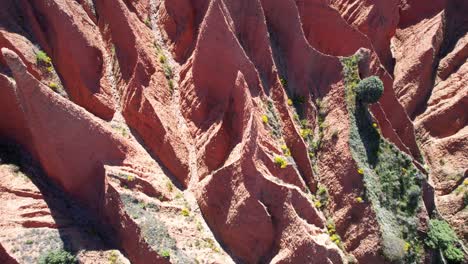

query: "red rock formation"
xmin=295 ymin=0 xmax=369 ymax=56
xmin=157 ymin=0 xmax=196 ymax=63
xmin=294 ymin=0 xmax=421 ymax=159
xmin=22 ymin=0 xmax=116 ymax=120
xmin=415 ymin=58 xmax=467 ymax=242
xmin=0 ymin=243 xmax=18 ymax=264
xmin=330 ymin=0 xmax=399 ymax=72
xmin=2 ymin=48 xmax=123 ymax=208
xmin=0 ymin=0 xmax=466 ymax=262
xmin=317 ymin=79 xmax=387 ymax=263
xmin=398 ymin=0 xmax=447 ymax=28
xmin=196 ymin=73 xmax=345 ymax=263
xmin=94 ymin=0 xmax=190 ymax=186
xmin=0 ymin=74 xmax=33 ymax=153
xmin=0 ymin=30 xmax=42 ymax=80
xmin=392 ymin=13 xmax=444 ymax=118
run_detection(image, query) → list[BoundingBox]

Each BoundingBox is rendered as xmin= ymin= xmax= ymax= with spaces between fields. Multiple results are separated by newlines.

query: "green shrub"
xmin=39 ymin=249 xmax=77 ymax=264
xmin=280 ymin=78 xmax=287 ymax=87
xmin=159 ymin=54 xmax=167 ymax=64
xmin=300 ymin=128 xmax=312 ymax=139
xmin=281 ymin=145 xmax=291 ymax=156
xmin=426 ymin=219 xmax=464 ymax=263
xmin=48 ymin=82 xmax=59 ymax=91
xmin=444 ymin=244 xmax=464 ymax=263
xmin=181 ymin=208 xmax=190 ymax=217
xmin=274 ymin=156 xmax=287 ymax=169
xmin=426 ymin=220 xmax=458 ymax=249
xmin=355 ymin=76 xmax=384 ymax=104
xmin=160 ymin=249 xmax=170 ymax=258
xmin=36 ymin=50 xmax=52 ymax=65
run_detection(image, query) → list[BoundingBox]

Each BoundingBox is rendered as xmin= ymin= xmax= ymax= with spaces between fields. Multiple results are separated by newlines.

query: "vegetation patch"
xmin=154 ymin=43 xmax=174 ymax=94
xmin=36 ymin=50 xmax=52 ymax=66
xmin=426 ymin=219 xmax=464 ymax=263
xmin=263 ymin=99 xmax=283 ymax=139
xmin=39 ymin=249 xmax=77 ymax=264
xmin=341 ymin=55 xmax=426 ymax=263
xmin=274 ymin=156 xmax=288 ymax=169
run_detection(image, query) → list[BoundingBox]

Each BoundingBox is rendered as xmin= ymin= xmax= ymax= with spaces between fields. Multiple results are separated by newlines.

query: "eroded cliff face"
xmin=0 ymin=0 xmax=466 ymax=263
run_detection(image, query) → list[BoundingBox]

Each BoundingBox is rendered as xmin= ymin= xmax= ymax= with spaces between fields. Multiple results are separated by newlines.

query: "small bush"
xmin=48 ymin=82 xmax=59 ymax=91
xmin=427 ymin=219 xmax=464 ymax=263
xmin=280 ymin=78 xmax=287 ymax=87
xmin=108 ymin=251 xmax=119 ymax=264
xmin=36 ymin=50 xmax=52 ymax=65
xmin=443 ymin=244 xmax=464 ymax=263
xmin=144 ymin=18 xmax=151 ymax=28
xmin=317 ymin=186 xmax=327 ymax=196
xmin=281 ymin=145 xmax=291 ymax=156
xmin=160 ymin=249 xmax=170 ymax=259
xmin=166 ymin=181 xmax=173 ymax=192
xmin=287 ymin=99 xmax=293 ymax=106
xmin=355 ymin=76 xmax=384 ymax=104
xmin=274 ymin=156 xmax=287 ymax=169
xmin=355 ymin=197 xmax=363 ymax=203
xmin=314 ymin=200 xmax=322 ymax=208
xmin=426 ymin=220 xmax=458 ymax=249
xmin=181 ymin=208 xmax=190 ymax=217
xmin=300 ymin=128 xmax=312 ymax=139
xmin=39 ymin=249 xmax=77 ymax=264
xmin=159 ymin=54 xmax=167 ymax=64
xmin=262 ymin=115 xmax=269 ymax=124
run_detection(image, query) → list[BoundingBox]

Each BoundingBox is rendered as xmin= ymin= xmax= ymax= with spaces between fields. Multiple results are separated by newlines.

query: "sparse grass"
xmin=204 ymin=238 xmax=220 ymax=253
xmin=263 ymin=99 xmax=283 ymax=138
xmin=274 ymin=156 xmax=288 ymax=169
xmin=166 ymin=181 xmax=173 ymax=192
xmin=155 ymin=43 xmax=174 ymax=94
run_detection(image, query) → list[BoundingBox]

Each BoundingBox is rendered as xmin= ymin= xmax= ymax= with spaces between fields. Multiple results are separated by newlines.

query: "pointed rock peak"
xmin=1 ymin=48 xmax=27 ymax=77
